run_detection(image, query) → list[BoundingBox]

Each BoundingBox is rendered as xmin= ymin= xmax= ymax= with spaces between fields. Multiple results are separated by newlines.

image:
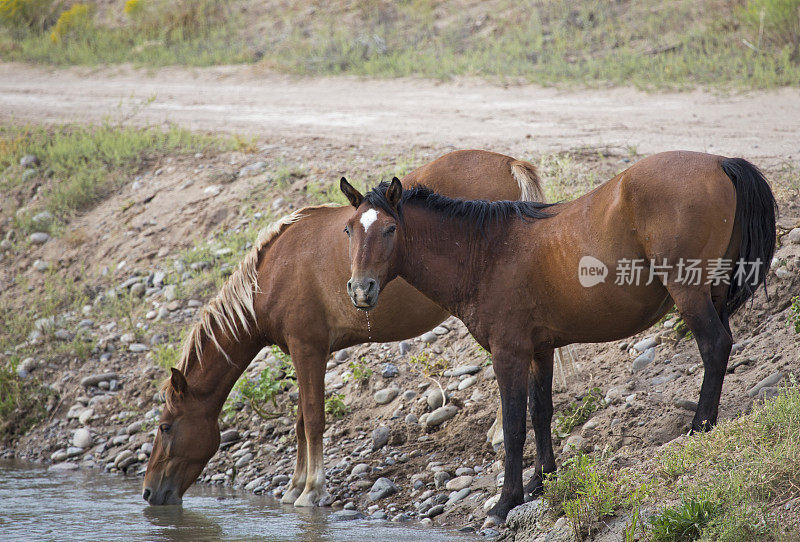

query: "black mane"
xmin=362 ymin=182 xmax=556 ymax=234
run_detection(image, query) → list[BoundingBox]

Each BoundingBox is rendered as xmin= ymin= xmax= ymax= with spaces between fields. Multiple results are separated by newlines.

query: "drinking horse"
xmin=142 ymin=150 xmax=548 ymax=506
xmin=340 ymin=151 xmax=776 ymax=525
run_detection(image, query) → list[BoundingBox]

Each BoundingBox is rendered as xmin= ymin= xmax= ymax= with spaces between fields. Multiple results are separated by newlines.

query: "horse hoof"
xmin=482 ymin=515 xmax=503 ymax=530
xmin=280 ymin=486 xmax=302 ymax=505
xmin=295 ymin=489 xmax=325 ymax=507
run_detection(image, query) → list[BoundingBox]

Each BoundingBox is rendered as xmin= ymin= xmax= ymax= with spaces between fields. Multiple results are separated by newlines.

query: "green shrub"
xmin=0 ymin=0 xmax=58 ymax=33
xmin=49 ymin=3 xmax=92 ymax=43
xmin=0 ymin=360 xmax=55 ymax=441
xmin=343 ymin=358 xmax=372 ymax=386
xmin=226 ymin=366 xmax=288 ymax=420
xmin=788 ymin=295 xmax=800 ymax=333
xmin=152 ymin=344 xmax=180 ymax=370
xmin=554 ymin=387 xmax=604 ymax=438
xmin=740 ymin=0 xmax=800 ymax=50
xmin=649 ymin=497 xmax=720 ymax=542
xmin=324 ymin=393 xmax=347 ymax=419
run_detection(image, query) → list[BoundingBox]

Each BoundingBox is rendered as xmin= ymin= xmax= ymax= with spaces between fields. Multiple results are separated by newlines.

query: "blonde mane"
xmin=176 ymin=203 xmax=339 ymax=376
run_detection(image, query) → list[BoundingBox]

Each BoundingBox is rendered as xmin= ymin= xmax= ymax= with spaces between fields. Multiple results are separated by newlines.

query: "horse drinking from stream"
xmin=142 ymin=150 xmax=547 ymax=506
xmin=340 ymin=151 xmax=776 ymax=525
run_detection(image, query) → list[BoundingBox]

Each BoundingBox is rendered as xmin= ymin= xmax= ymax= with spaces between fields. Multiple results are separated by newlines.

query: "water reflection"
xmin=0 ymin=461 xmax=478 ymax=542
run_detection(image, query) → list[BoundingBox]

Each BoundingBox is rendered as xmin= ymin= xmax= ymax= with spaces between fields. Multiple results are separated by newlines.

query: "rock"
xmin=127 ymin=421 xmax=143 ymax=435
xmin=114 ymin=450 xmax=136 ymax=469
xmin=166 ymin=301 xmax=181 ymax=311
xmin=547 ymin=516 xmax=572 ymax=542
xmin=455 ymin=467 xmax=475 ymax=476
xmin=20 ymin=154 xmax=40 ymax=168
xmin=399 ymin=341 xmax=412 ymax=355
xmin=632 ymin=337 xmax=658 ymax=352
xmin=445 ymin=475 xmax=473 ymax=491
xmin=563 ymin=435 xmax=589 ymax=453
xmin=129 ymin=343 xmax=149 ymax=353
xmin=730 ymin=339 xmax=753 ymax=355
xmin=757 ymin=386 xmax=780 ymax=401
xmin=402 ymin=390 xmax=417 ymax=400
xmin=425 ymin=504 xmax=445 ymax=518
xmin=130 ymin=283 xmax=146 ymax=297
xmin=235 ymin=453 xmax=253 ymax=467
xmin=164 ymin=285 xmax=178 ymax=302
xmin=674 ymin=398 xmax=698 ymax=411
xmin=220 ymin=429 xmax=241 ymax=444
xmin=444 ymin=365 xmax=481 ymax=377
xmin=330 ymin=510 xmax=366 ymax=521
xmin=432 ymin=326 xmax=449 ymax=336
xmin=458 ymin=375 xmax=478 ymax=390
xmin=404 ymin=413 xmax=418 ymax=424
xmin=775 ymin=268 xmax=791 ymax=279
xmin=32 ymin=259 xmax=49 ymax=272
xmin=351 ymin=463 xmax=371 ymax=476
xmin=29 ymin=232 xmax=49 ymax=244
xmin=72 ymin=428 xmax=93 ymax=449
xmin=204 ymin=185 xmax=222 ymax=196
xmin=54 ymin=329 xmax=72 ymax=341
xmin=747 ymin=371 xmax=783 ymax=397
xmin=78 ymin=409 xmax=94 ymax=425
xmin=19 ymin=357 xmax=36 ymax=373
xmin=187 ymin=299 xmax=203 ymax=308
xmin=81 ymin=373 xmax=118 ymax=388
xmin=239 ymin=161 xmax=267 ymax=177
xmin=368 ymin=477 xmax=398 ymax=501
xmin=49 ymin=463 xmax=79 ymax=472
xmin=426 ymin=405 xmax=458 ymax=427
xmin=434 ymin=471 xmax=451 ymax=489
xmin=335 ymin=349 xmax=349 ymax=362
xmin=372 ymin=425 xmax=391 ymax=450
xmin=374 ymin=388 xmax=399 ymax=405
xmin=447 ymin=487 xmax=471 ymax=504
xmin=426 ymin=389 xmax=447 ymax=410
xmin=505 ymin=499 xmax=547 ymax=533
xmin=420 ymin=331 xmax=438 ymax=344
xmin=381 ymin=363 xmax=399 ymax=378
xmin=632 ymin=347 xmax=655 ymax=371
xmin=152 ymin=271 xmax=166 ymax=287
xmin=787 ymin=227 xmax=800 ymax=245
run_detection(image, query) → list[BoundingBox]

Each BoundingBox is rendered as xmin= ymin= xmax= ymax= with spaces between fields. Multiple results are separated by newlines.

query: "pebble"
xmin=204 ymin=185 xmax=222 ymax=196
xmin=563 ymin=434 xmax=589 ymax=453
xmin=164 ymin=285 xmax=178 ymax=302
xmin=187 ymin=299 xmax=203 ymax=308
xmin=29 ymin=232 xmax=50 ymax=244
xmin=220 ymin=429 xmax=241 ymax=443
xmin=457 ymin=375 xmax=478 ymax=390
xmin=434 ymin=471 xmax=451 ymax=489
xmin=239 ymin=161 xmax=267 ymax=177
xmin=130 ymin=283 xmax=146 ymax=297
xmin=54 ymin=329 xmax=72 ymax=341
xmin=425 ymin=504 xmax=445 ymax=518
xmin=351 ymin=463 xmax=371 ymax=476
xmin=674 ymin=398 xmax=698 ymax=411
xmin=432 ymin=326 xmax=449 ymax=336
xmin=32 ymin=259 xmax=49 ymax=271
xmin=49 ymin=463 xmax=79 ymax=472
xmin=445 ymin=475 xmax=473 ymax=491
xmin=381 ymin=363 xmax=399 ymax=378
xmin=444 ymin=365 xmax=481 ymax=377
xmin=420 ymin=331 xmax=438 ymax=344
xmin=129 ymin=343 xmax=149 ymax=353
xmin=330 ymin=510 xmax=366 ymax=521
xmin=20 ymin=154 xmax=40 ymax=167
xmin=787 ymin=227 xmax=800 ymax=244
xmin=368 ymin=477 xmax=398 ymax=501
xmin=235 ymin=453 xmax=253 ymax=467
xmin=404 ymin=413 xmax=418 ymax=424
xmin=372 ymin=425 xmax=390 ymax=450
xmin=632 ymin=337 xmax=658 ymax=352
xmin=335 ymin=349 xmax=349 ymax=362
xmin=632 ymin=347 xmax=655 ymax=371
xmin=426 ymin=405 xmax=458 ymax=427
xmin=72 ymin=428 xmax=92 ymax=449
xmin=127 ymin=421 xmax=143 ymax=435
xmin=32 ymin=211 xmax=53 ymax=226
xmin=166 ymin=301 xmax=181 ymax=311
xmin=455 ymin=467 xmax=475 ymax=476
xmin=78 ymin=409 xmax=94 ymax=425
xmin=81 ymin=373 xmax=118 ymax=388
xmin=399 ymin=341 xmax=412 ymax=355
xmin=426 ymin=389 xmax=446 ymax=410
xmin=747 ymin=371 xmax=783 ymax=397
xmin=374 ymin=388 xmax=399 ymax=405
xmin=447 ymin=487 xmax=471 ymax=504
xmin=402 ymin=390 xmax=417 ymax=400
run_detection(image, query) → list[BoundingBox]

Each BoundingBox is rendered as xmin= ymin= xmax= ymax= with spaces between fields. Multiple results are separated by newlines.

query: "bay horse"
xmin=142 ymin=150 xmax=547 ymax=506
xmin=340 ymin=151 xmax=776 ymax=525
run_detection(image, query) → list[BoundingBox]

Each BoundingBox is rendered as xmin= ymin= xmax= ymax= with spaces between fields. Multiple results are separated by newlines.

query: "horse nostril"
xmin=346 ymin=280 xmax=353 ymax=295
xmin=143 ymin=488 xmax=151 ymax=502
xmin=366 ymin=278 xmax=377 ymax=294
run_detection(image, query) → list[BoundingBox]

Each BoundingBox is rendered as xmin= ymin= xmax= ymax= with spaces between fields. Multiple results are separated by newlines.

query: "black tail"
xmin=720 ymin=158 xmax=777 ymax=315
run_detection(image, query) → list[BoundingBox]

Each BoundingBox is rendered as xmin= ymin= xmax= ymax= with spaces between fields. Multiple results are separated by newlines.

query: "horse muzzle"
xmin=347 ymin=277 xmax=379 ymax=310
xmin=143 ymin=485 xmax=183 ymax=506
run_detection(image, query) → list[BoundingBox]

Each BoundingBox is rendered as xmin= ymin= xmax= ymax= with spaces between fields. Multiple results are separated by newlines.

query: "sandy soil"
xmin=2 ymin=62 xmax=800 ymax=162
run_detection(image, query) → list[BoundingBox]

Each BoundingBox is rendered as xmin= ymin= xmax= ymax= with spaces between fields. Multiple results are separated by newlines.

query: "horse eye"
xmin=344 ymin=226 xmax=350 ymax=237
xmin=160 ymin=423 xmax=171 ymax=433
xmin=384 ymin=225 xmax=396 ymax=236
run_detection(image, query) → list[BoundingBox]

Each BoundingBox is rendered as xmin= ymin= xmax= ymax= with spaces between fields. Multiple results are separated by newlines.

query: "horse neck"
xmin=397 ymin=206 xmax=494 ymax=317
xmin=185 ymin=332 xmax=266 ymax=415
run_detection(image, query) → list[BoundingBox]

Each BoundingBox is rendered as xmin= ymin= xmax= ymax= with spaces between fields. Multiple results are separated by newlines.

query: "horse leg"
xmin=524 ymin=348 xmax=555 ymax=497
xmin=280 ymin=403 xmax=307 ymax=504
xmin=670 ymin=286 xmax=733 ymax=432
xmin=486 ymin=405 xmax=504 ymax=451
xmin=291 ymin=343 xmax=331 ymax=507
xmin=485 ymin=348 xmax=531 ymax=526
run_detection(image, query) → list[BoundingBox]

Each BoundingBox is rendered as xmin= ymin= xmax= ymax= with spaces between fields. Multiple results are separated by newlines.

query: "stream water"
xmin=0 ymin=460 xmax=478 ymax=541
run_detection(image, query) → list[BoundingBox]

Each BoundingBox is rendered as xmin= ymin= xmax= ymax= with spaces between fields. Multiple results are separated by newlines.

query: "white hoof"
xmin=294 ymin=488 xmax=329 ymax=507
xmin=280 ymin=486 xmax=302 ymax=505
xmin=482 ymin=515 xmax=503 ymax=530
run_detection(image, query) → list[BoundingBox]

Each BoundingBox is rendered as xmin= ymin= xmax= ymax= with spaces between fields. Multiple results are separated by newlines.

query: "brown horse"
xmin=340 ymin=151 xmax=776 ymax=525
xmin=142 ymin=150 xmax=545 ymax=506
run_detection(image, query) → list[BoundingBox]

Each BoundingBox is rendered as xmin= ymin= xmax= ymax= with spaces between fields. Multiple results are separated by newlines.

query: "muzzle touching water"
xmin=347 ymin=277 xmax=379 ymax=309
xmin=142 ymin=484 xmax=182 ymax=506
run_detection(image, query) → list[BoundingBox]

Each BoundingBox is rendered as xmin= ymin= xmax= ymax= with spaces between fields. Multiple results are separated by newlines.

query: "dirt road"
xmin=1 ymin=63 xmax=799 ymax=161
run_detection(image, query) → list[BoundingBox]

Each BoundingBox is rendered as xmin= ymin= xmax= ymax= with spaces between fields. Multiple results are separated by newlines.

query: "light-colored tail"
xmin=510 ymin=160 xmax=545 ymax=202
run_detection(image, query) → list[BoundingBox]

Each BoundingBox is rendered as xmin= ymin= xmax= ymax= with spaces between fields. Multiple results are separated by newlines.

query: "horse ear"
xmin=386 ymin=177 xmax=403 ymax=208
xmin=170 ymin=367 xmax=188 ymax=395
xmin=340 ymin=177 xmax=363 ymax=208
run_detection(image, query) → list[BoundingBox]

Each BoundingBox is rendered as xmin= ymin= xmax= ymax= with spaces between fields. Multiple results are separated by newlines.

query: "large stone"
xmin=164 ymin=285 xmax=178 ymax=302
xmin=372 ymin=425 xmax=390 ymax=451
xmin=374 ymin=388 xmax=399 ymax=405
xmin=220 ymin=429 xmax=241 ymax=444
xmin=445 ymin=475 xmax=473 ymax=491
xmin=444 ymin=365 xmax=481 ymax=377
xmin=368 ymin=477 xmax=398 ymax=501
xmin=29 ymin=232 xmax=50 ymax=244
xmin=80 ymin=373 xmax=118 ymax=388
xmin=458 ymin=375 xmax=478 ymax=390
xmin=747 ymin=371 xmax=784 ymax=397
xmin=787 ymin=227 xmax=800 ymax=245
xmin=426 ymin=405 xmax=458 ymax=427
xmin=72 ymin=428 xmax=92 ymax=449
xmin=632 ymin=337 xmax=658 ymax=352
xmin=505 ymin=499 xmax=547 ymax=533
xmin=420 ymin=331 xmax=438 ymax=344
xmin=426 ymin=389 xmax=447 ymax=410
xmin=632 ymin=347 xmax=655 ymax=371
xmin=381 ymin=363 xmax=399 ymax=378
xmin=235 ymin=452 xmax=253 ymax=468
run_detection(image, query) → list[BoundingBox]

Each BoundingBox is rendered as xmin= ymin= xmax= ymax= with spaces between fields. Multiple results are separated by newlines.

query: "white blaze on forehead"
xmin=360 ymin=209 xmax=378 ymax=232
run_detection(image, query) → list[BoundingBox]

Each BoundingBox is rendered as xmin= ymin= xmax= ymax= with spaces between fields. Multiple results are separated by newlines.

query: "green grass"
xmin=324 ymin=393 xmax=348 ymax=420
xmin=0 ymin=358 xmax=54 ymax=442
xmin=3 ymin=1 xmax=799 ymax=89
xmin=1 ymin=123 xmax=230 ymax=235
xmin=343 ymin=358 xmax=373 ymax=387
xmin=788 ymin=296 xmax=800 ymax=334
xmin=553 ymin=387 xmax=604 ymax=438
xmin=655 ymin=377 xmax=800 ymax=540
xmin=649 ymin=497 xmax=722 ymax=542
